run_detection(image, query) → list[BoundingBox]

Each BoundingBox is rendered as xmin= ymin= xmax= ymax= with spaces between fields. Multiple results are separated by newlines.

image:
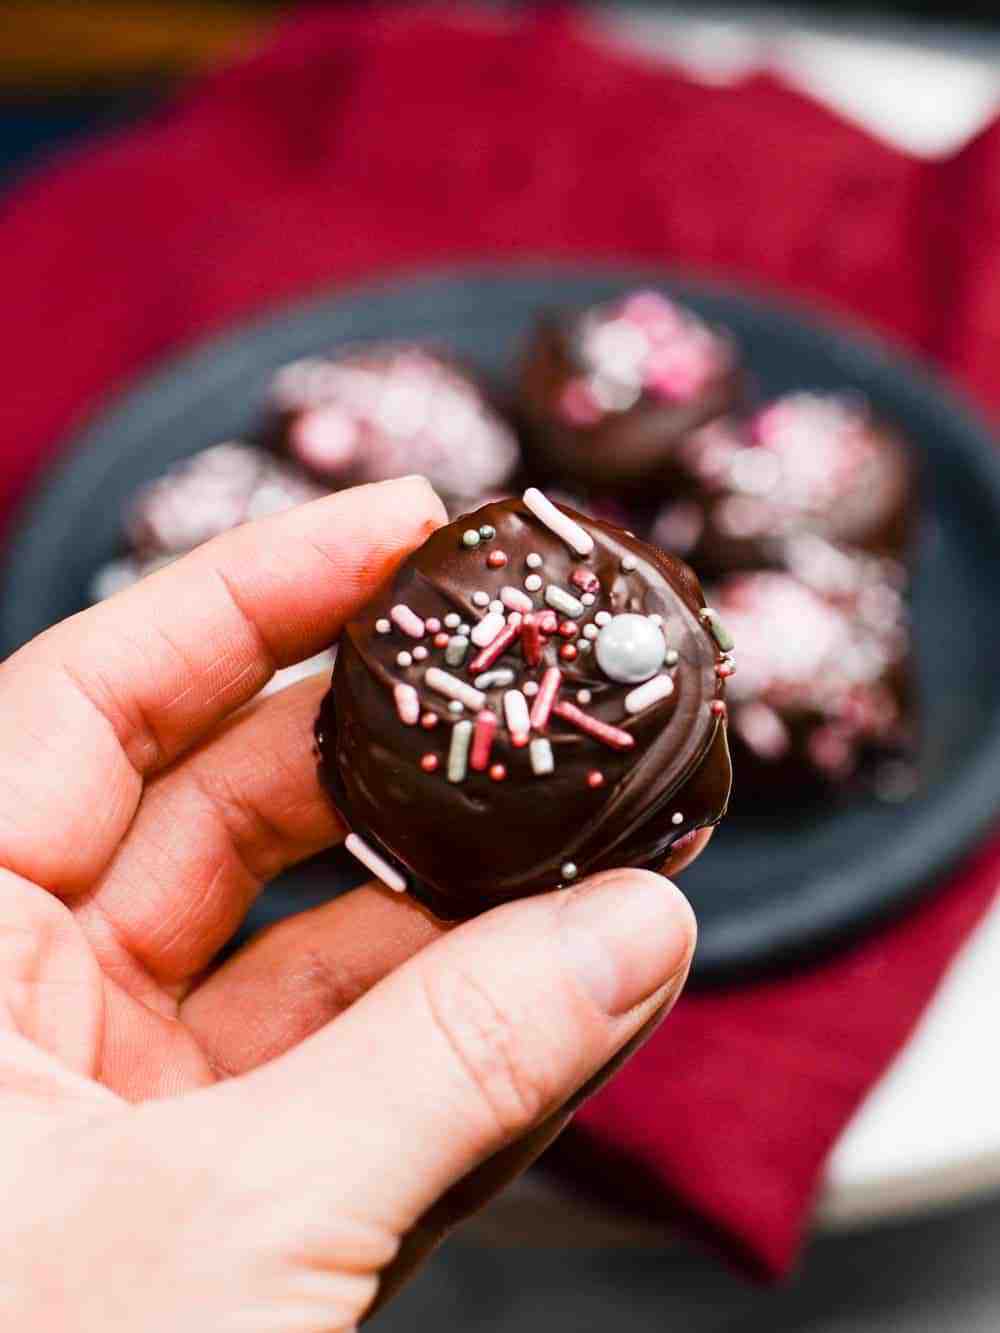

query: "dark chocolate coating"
xmin=317 ymin=496 xmax=731 ymax=918
xmin=518 ymin=311 xmax=742 ymax=490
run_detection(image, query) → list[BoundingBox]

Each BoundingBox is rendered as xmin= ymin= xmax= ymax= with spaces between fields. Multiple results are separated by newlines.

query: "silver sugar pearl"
xmin=595 ymin=613 xmax=666 ymax=684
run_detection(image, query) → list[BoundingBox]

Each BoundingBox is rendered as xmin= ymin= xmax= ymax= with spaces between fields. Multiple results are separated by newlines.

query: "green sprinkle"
xmin=479 ymin=524 xmax=496 ymax=540
xmin=462 ymin=529 xmax=481 ymax=548
xmin=701 ymin=608 xmax=734 ymax=653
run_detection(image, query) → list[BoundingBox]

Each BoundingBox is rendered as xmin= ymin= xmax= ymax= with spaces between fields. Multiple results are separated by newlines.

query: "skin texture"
xmin=0 ymin=477 xmax=703 ymax=1332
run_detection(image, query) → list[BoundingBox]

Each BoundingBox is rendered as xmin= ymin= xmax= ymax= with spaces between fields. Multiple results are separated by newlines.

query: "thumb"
xmin=188 ymin=868 xmax=696 ymax=1238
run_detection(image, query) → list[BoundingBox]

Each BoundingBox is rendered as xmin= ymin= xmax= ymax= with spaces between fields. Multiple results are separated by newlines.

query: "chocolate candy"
xmin=317 ymin=491 xmax=732 ymax=918
xmin=269 ymin=344 xmax=520 ymax=514
xmin=651 ymin=393 xmax=914 ymax=575
xmin=519 ymin=290 xmax=741 ymax=489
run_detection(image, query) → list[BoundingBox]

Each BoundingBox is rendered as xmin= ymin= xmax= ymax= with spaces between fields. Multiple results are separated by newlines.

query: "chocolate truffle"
xmin=651 ymin=393 xmax=914 ymax=575
xmin=317 ymin=489 xmax=732 ymax=918
xmin=519 ymin=290 xmax=741 ymax=489
xmin=710 ymin=549 xmax=910 ymax=803
xmin=269 ymin=344 xmax=520 ymax=513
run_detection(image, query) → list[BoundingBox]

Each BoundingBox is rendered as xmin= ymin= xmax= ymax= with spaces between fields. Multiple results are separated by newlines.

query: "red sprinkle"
xmin=553 ymin=700 xmax=635 ymax=751
xmin=710 ymin=699 xmax=728 ymax=718
xmin=571 ymin=568 xmax=600 ymax=594
xmin=486 ymin=550 xmax=508 ymax=569
xmin=557 ymin=620 xmax=578 ymax=639
xmin=521 ymin=614 xmax=542 ymax=667
xmin=467 ymin=613 xmax=523 ymax=674
xmin=587 ymin=770 xmax=605 ymax=788
xmin=420 ymin=712 xmax=439 ymax=730
xmin=433 ymin=632 xmax=450 ymax=648
xmin=715 ymin=661 xmax=736 ymax=678
xmin=420 ymin=754 xmax=439 ymax=773
xmin=559 ymin=643 xmax=578 ymax=662
xmin=470 ymin=709 xmax=498 ymax=771
xmin=529 ymin=667 xmax=562 ymax=731
xmin=489 ymin=763 xmax=507 ymax=782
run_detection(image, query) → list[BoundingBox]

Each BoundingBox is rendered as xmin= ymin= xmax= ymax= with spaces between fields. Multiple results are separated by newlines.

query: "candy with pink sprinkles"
xmin=470 ymin=709 xmax=498 ymax=771
xmin=393 ymin=682 xmax=420 ymax=725
xmin=390 ymin=604 xmax=425 ymax=638
xmin=529 ymin=667 xmax=562 ymax=730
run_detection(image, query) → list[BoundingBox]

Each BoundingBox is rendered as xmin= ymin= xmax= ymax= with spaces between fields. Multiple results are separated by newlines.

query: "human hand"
xmin=0 ymin=476 xmax=699 ymax=1331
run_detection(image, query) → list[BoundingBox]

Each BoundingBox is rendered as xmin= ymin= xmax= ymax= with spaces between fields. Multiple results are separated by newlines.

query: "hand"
xmin=0 ymin=476 xmax=699 ymax=1332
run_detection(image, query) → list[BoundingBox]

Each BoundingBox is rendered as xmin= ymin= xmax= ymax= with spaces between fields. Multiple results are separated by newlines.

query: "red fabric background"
xmin=1 ymin=6 xmax=998 ymax=1278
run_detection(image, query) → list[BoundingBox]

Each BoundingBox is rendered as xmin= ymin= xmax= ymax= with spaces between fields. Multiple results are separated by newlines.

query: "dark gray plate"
xmin=4 ymin=267 xmax=1000 ymax=981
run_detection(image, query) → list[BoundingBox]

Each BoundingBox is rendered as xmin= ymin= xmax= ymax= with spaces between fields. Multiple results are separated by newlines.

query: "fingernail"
xmin=559 ymin=871 xmax=695 ymax=1016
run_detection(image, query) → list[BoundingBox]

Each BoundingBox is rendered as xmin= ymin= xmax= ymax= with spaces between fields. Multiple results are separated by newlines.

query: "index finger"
xmin=0 ymin=476 xmax=446 ymax=895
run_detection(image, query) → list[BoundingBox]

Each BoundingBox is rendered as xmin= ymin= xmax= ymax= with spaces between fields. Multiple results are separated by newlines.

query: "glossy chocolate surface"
xmin=317 ymin=495 xmax=731 ymax=918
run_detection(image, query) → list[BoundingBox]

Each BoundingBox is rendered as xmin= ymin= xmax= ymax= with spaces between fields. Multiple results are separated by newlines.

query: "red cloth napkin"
xmin=1 ymin=5 xmax=998 ymax=1280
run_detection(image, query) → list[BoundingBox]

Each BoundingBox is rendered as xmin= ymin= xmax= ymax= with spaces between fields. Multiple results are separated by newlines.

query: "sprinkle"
xmin=390 ymin=604 xmax=425 ymax=638
xmin=553 ymin=700 xmax=635 ymax=751
xmin=444 ymin=612 xmax=461 ymax=629
xmin=479 ymin=524 xmax=496 ymax=540
xmin=559 ymin=643 xmax=578 ymax=662
xmin=577 ymin=689 xmax=592 ymax=704
xmin=523 ymin=487 xmax=595 ymax=556
xmin=700 ymin=607 xmax=735 ymax=652
xmin=671 ymin=811 xmax=684 ymax=825
xmin=581 ymin=593 xmax=596 ymax=606
xmin=501 ymin=586 xmax=533 ymax=613
xmin=582 ymin=624 xmax=599 ymax=641
xmin=420 ymin=712 xmax=438 ymax=729
xmin=448 ymin=700 xmax=464 ymax=715
xmin=587 ymin=770 xmax=604 ymax=788
xmin=396 ymin=651 xmax=413 ymax=668
xmin=462 ymin=529 xmax=481 ymax=548
xmin=716 ymin=660 xmax=736 ymax=678
xmin=558 ymin=620 xmax=578 ymax=639
xmin=468 ymin=613 xmax=523 ymax=673
xmin=425 ymin=667 xmax=486 ymax=712
xmin=489 ymin=600 xmax=505 ymax=615
xmin=474 ymin=667 xmax=515 ymax=690
xmin=345 ymin=833 xmax=406 ymax=893
xmin=530 ymin=737 xmax=555 ymax=776
xmin=561 ymin=861 xmax=578 ymax=880
xmin=578 ymin=640 xmax=592 ymax=654
xmin=489 ymin=763 xmax=507 ymax=782
xmin=425 ymin=617 xmax=441 ymax=634
xmin=471 ymin=611 xmax=506 ymax=647
xmin=472 ymin=590 xmax=490 ymax=608
xmin=412 ymin=646 xmax=428 ymax=661
xmin=595 ymin=611 xmax=612 ymax=627
xmin=448 ymin=720 xmax=474 ymax=782
xmin=503 ymin=690 xmax=531 ymax=746
xmin=445 ymin=636 xmax=469 ymax=667
xmin=710 ymin=699 xmax=728 ymax=718
xmin=526 ymin=552 xmax=543 ymax=569
xmin=470 ymin=709 xmax=498 ymax=771
xmin=421 ymin=753 xmax=439 ymax=773
xmin=524 ymin=574 xmax=543 ymax=593
xmin=621 ymin=555 xmax=637 ymax=572
xmin=624 ymin=675 xmax=674 ymax=714
xmin=572 ymin=568 xmax=600 ymax=594
xmin=665 ymin=648 xmax=680 ymax=667
xmin=487 ymin=550 xmax=508 ymax=569
xmin=375 ymin=618 xmax=391 ymax=634
xmin=433 ymin=631 xmax=450 ymax=648
xmin=523 ymin=681 xmax=539 ymax=697
xmin=530 ymin=667 xmax=562 ymax=730
xmin=393 ymin=682 xmax=420 ymax=725
xmin=537 ymin=610 xmax=559 ymax=634
xmin=545 ymin=585 xmax=585 ymax=618
xmin=458 ymin=623 xmax=471 ymax=637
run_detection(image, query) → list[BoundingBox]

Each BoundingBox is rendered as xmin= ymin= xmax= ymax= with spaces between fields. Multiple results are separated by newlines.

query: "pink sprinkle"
xmin=421 ymin=753 xmax=439 ymax=773
xmin=552 ymin=700 xmax=634 ymax=751
xmin=559 ymin=377 xmax=602 ymax=427
xmin=425 ymin=617 xmax=441 ymax=634
xmin=489 ymin=763 xmax=507 ymax=782
xmin=420 ymin=712 xmax=438 ymax=730
xmin=645 ymin=339 xmax=717 ymax=403
xmin=571 ymin=568 xmax=600 ymax=595
xmin=710 ymin=699 xmax=728 ymax=718
xmin=467 ymin=613 xmax=523 ymax=674
xmin=470 ymin=709 xmax=498 ymax=771
xmin=501 ymin=586 xmax=533 ymax=614
xmin=530 ymin=667 xmax=562 ymax=731
xmin=390 ymin=604 xmax=425 ymax=638
xmin=587 ymin=770 xmax=605 ymax=788
xmin=393 ymin=683 xmax=420 ymax=726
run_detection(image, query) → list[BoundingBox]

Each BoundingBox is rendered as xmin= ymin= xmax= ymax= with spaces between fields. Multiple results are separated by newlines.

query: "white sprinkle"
xmin=445 ymin=636 xmax=469 ymax=667
xmin=545 ymin=585 xmax=585 ymax=618
xmin=393 ymin=683 xmax=420 ymax=725
xmin=621 ymin=555 xmax=637 ymax=572
xmin=396 ymin=651 xmax=413 ymax=668
xmin=665 ymin=648 xmax=680 ymax=667
xmin=375 ymin=618 xmax=391 ymax=634
xmin=345 ymin=833 xmax=406 ymax=893
xmin=390 ymin=604 xmax=425 ymax=638
xmin=444 ymin=612 xmax=461 ymax=629
xmin=582 ymin=624 xmax=599 ymax=640
xmin=489 ymin=599 xmax=505 ymax=615
xmin=447 ymin=719 xmax=473 ymax=782
xmin=578 ymin=640 xmax=592 ymax=654
xmin=526 ymin=552 xmax=543 ymax=569
xmin=425 ymin=667 xmax=486 ymax=712
xmin=524 ymin=574 xmax=543 ymax=593
xmin=448 ymin=700 xmax=464 ymax=714
xmin=503 ymin=689 xmax=530 ymax=738
xmin=624 ymin=674 xmax=675 ymax=714
xmin=412 ymin=645 xmax=428 ymax=661
xmin=581 ymin=592 xmax=595 ymax=606
xmin=458 ymin=623 xmax=471 ymax=636
xmin=648 ymin=613 xmax=663 ymax=626
xmin=672 ymin=812 xmax=684 ymax=826
xmin=595 ymin=611 xmax=612 ymax=627
xmin=529 ymin=737 xmax=555 ymax=776
xmin=523 ymin=680 xmax=539 ymax=697
xmin=523 ymin=487 xmax=594 ymax=556
xmin=577 ymin=689 xmax=592 ymax=704
xmin=474 ymin=667 xmax=515 ymax=690
xmin=472 ymin=590 xmax=490 ymax=608
xmin=470 ymin=611 xmax=506 ymax=647
xmin=561 ymin=861 xmax=578 ymax=880
xmin=501 ymin=585 xmax=533 ymax=613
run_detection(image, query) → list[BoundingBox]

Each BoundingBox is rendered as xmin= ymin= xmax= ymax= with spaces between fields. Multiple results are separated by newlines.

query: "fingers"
xmin=0 ymin=477 xmax=445 ymax=896
xmin=186 ymin=868 xmax=696 ymax=1242
xmin=76 ymin=674 xmax=342 ymax=991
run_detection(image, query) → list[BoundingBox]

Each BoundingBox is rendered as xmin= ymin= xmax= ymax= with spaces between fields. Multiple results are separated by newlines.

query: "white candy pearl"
xmin=595 ymin=613 xmax=666 ymax=684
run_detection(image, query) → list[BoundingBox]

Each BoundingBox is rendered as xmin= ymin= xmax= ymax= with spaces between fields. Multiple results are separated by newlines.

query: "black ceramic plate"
xmin=4 ymin=268 xmax=1000 ymax=981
